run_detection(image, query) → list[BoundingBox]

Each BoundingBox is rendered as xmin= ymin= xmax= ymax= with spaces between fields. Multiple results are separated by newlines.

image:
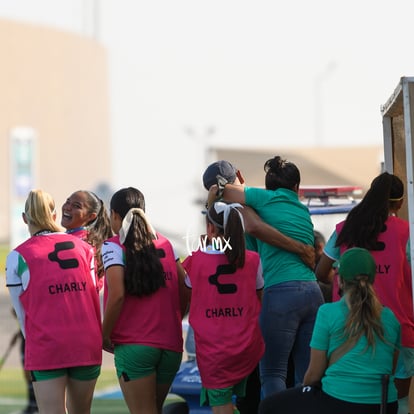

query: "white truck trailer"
xmin=381 ymin=76 xmax=414 ymax=302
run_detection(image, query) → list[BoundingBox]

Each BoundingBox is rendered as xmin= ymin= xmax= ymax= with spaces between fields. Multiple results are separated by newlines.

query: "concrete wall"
xmin=0 ymin=19 xmax=111 ymax=243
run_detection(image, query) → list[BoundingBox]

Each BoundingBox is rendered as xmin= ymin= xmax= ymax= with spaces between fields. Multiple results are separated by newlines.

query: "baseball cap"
xmin=202 ymin=160 xmax=237 ymax=190
xmin=333 ymin=247 xmax=376 ymax=283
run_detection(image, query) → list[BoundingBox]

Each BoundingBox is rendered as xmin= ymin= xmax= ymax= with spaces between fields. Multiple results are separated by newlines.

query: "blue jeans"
xmin=259 ymin=281 xmax=324 ymax=398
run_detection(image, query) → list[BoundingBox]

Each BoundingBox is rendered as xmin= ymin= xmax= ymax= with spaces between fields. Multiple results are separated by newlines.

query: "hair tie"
xmin=119 ymin=208 xmax=155 ymax=244
xmin=213 ymin=202 xmax=245 ymax=232
xmin=85 ymin=192 xmax=102 ymax=228
xmin=389 ymin=196 xmax=403 ymax=201
xmin=89 ymin=192 xmax=103 ymax=212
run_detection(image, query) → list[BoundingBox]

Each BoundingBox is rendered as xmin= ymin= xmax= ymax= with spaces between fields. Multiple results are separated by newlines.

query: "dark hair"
xmin=336 ymin=172 xmax=400 ymax=250
xmin=313 ymin=230 xmax=326 ymax=248
xmin=81 ymin=191 xmax=113 ymax=278
xmin=110 ymin=187 xmax=165 ymax=297
xmin=264 ymin=156 xmax=300 ymax=191
xmin=389 ymin=175 xmax=404 ymax=200
xmin=207 ymin=202 xmax=246 ymax=268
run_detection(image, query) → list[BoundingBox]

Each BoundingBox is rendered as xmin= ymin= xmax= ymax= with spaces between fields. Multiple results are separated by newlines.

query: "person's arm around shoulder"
xmin=243 ymin=206 xmax=315 ymax=268
xmin=209 ymin=184 xmax=315 ymax=268
xmin=207 ymin=183 xmax=245 ymax=208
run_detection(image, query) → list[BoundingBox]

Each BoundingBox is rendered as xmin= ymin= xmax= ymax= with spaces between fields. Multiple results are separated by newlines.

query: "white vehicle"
xmin=299 ymin=185 xmax=363 ymax=241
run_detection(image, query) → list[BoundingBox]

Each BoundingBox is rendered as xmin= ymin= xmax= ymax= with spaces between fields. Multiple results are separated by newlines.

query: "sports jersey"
xmin=66 ymin=226 xmax=104 ymax=290
xmin=325 ymin=216 xmax=414 ymax=347
xmin=66 ymin=226 xmax=88 ymax=241
xmin=102 ymin=233 xmax=183 ymax=352
xmin=6 ymin=232 xmax=102 ymax=370
xmin=183 ymin=249 xmax=265 ymax=389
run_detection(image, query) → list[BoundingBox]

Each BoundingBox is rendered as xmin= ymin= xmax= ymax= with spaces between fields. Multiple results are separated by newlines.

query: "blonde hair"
xmin=24 ymin=189 xmax=62 ymax=232
xmin=342 ymin=276 xmax=386 ymax=350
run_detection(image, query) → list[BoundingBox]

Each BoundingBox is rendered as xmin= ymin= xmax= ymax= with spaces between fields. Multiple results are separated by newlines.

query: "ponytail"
xmin=342 ymin=276 xmax=385 ymax=350
xmin=110 ymin=187 xmax=165 ymax=297
xmin=207 ymin=202 xmax=246 ymax=268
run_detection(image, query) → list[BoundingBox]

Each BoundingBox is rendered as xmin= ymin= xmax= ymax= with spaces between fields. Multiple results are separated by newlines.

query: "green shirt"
xmin=311 ymin=299 xmax=400 ymax=404
xmin=244 ymin=186 xmax=315 ymax=287
xmin=244 ymin=232 xmax=258 ymax=252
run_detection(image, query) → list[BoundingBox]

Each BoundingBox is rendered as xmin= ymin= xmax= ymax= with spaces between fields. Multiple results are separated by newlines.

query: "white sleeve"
xmin=90 ymin=252 xmax=97 ymax=287
xmin=172 ymin=246 xmax=179 ymax=261
xmin=184 ymin=273 xmax=192 ymax=288
xmin=102 ymin=240 xmax=124 ymax=269
xmin=6 ymin=250 xmax=23 ymax=286
xmin=256 ymin=259 xmax=264 ymax=290
xmin=6 ymin=250 xmax=27 ymax=337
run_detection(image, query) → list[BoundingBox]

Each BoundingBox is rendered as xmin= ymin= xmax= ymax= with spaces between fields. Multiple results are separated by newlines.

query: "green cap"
xmin=333 ymin=247 xmax=376 ymax=283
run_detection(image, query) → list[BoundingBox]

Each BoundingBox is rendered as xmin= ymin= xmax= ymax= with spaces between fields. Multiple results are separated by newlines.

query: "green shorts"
xmin=114 ymin=344 xmax=182 ymax=383
xmin=31 ymin=365 xmax=101 ymax=382
xmin=200 ymin=377 xmax=247 ymax=407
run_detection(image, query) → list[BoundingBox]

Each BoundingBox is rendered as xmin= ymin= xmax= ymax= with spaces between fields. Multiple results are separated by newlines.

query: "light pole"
xmin=314 ymin=61 xmax=337 ymax=146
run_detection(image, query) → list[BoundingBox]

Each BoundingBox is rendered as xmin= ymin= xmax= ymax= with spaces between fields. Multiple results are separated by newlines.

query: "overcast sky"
xmin=1 ymin=0 xmax=413 ymax=245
